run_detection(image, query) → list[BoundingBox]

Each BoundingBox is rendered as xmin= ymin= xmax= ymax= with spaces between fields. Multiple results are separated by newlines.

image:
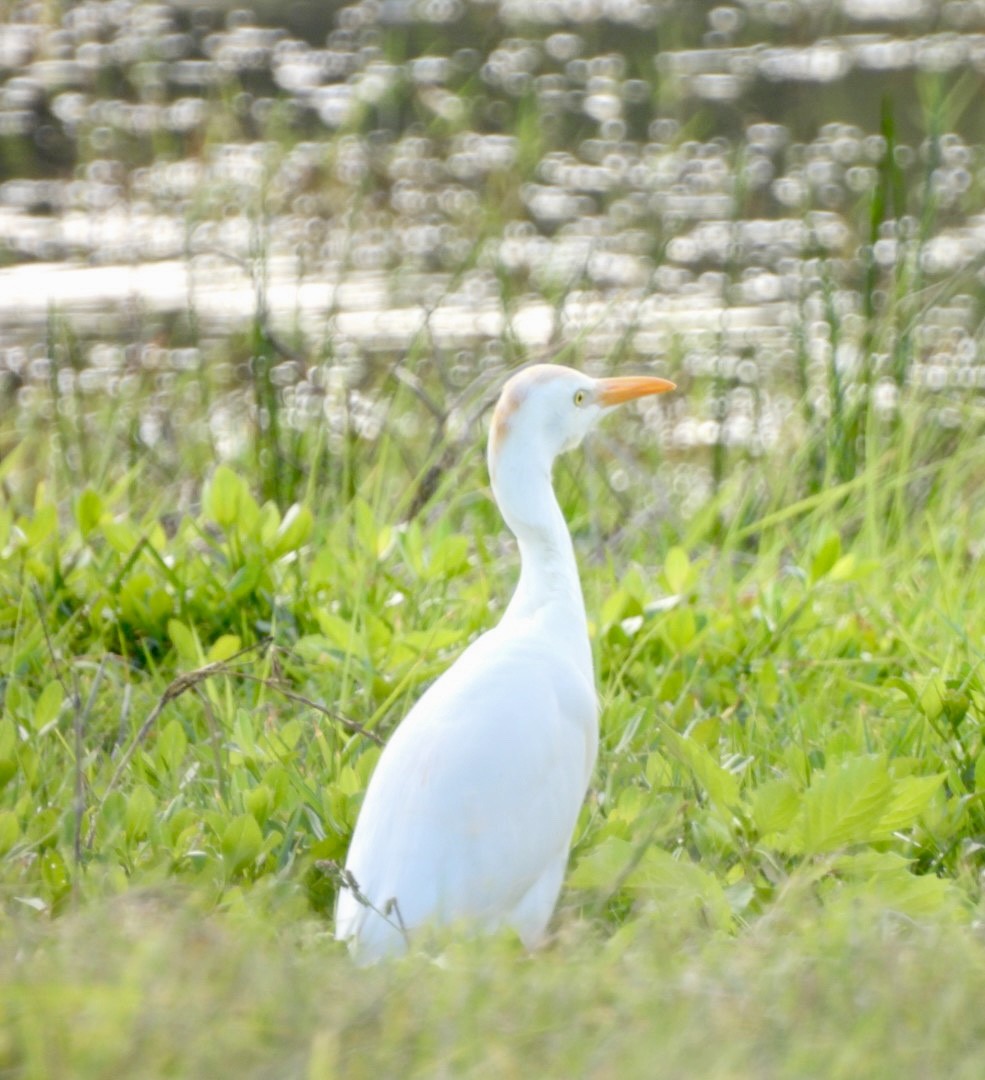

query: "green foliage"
xmin=4 ymin=420 xmax=983 ymax=940
xmin=2 ymin=253 xmax=985 ymax=1073
xmin=1 ymin=0 xmax=984 ymax=1068
xmin=3 ymin=893 xmax=985 ymax=1077
xmin=2 ymin=387 xmax=985 ymax=1080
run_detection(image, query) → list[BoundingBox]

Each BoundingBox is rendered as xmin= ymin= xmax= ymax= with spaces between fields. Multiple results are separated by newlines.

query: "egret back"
xmin=336 ymin=624 xmax=597 ymax=961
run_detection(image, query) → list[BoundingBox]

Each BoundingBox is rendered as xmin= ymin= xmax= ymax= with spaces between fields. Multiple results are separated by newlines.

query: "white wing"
xmin=335 ymin=624 xmax=597 ymax=961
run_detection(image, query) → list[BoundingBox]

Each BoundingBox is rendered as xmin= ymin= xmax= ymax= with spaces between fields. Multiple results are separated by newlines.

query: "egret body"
xmin=335 ymin=363 xmax=675 ymax=961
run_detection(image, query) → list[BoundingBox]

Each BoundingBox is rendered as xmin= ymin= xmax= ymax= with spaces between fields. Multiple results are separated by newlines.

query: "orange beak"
xmin=597 ymin=375 xmax=676 ymax=407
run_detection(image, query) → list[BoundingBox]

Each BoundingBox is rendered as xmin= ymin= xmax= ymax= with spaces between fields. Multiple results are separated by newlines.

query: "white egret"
xmin=335 ymin=363 xmax=676 ymax=961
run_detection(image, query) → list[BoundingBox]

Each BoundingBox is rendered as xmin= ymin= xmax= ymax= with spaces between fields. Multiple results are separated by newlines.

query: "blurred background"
xmin=1 ymin=0 xmax=984 ymax=515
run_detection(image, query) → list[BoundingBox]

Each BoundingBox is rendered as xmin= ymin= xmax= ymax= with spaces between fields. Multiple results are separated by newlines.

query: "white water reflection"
xmin=2 ymin=0 xmax=985 ymax=469
xmin=0 ymin=255 xmax=790 ymax=349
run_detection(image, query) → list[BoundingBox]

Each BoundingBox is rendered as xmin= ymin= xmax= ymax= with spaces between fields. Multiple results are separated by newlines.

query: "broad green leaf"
xmin=260 ymin=764 xmax=292 ymax=810
xmin=125 ymin=785 xmax=157 ymax=843
xmin=333 ymin=763 xmax=368 ymax=801
xmin=393 ymin=627 xmax=462 ymax=672
xmin=601 ymin=587 xmax=631 ymax=628
xmin=98 ymin=791 xmax=126 ymax=835
xmin=102 ymin=518 xmax=141 ymax=554
xmin=205 ymin=465 xmax=245 ymax=529
xmin=656 ymin=668 xmax=684 ymax=703
xmin=316 ymin=610 xmax=363 ymax=655
xmin=645 ymin=751 xmax=674 ymax=788
xmin=293 ymin=635 xmax=337 ymax=666
xmin=24 ymin=502 xmax=57 ymax=547
xmin=830 ymin=851 xmax=959 ymax=918
xmin=633 ymin=846 xmax=733 ymax=930
xmin=309 ymin=546 xmax=336 ymax=590
xmin=18 ymin=745 xmax=39 ymax=787
xmin=886 ymin=676 xmax=919 ymax=707
xmin=687 ymin=716 xmax=720 ymax=748
xmin=222 ymin=814 xmax=263 ymax=876
xmin=363 ymin=612 xmax=392 ymax=653
xmin=0 ymin=749 xmax=17 ymax=790
xmin=835 ymin=850 xmax=913 ymax=882
xmin=568 ymin=835 xmax=636 ymax=890
xmin=75 ymin=487 xmax=104 ymax=537
xmin=353 ymin=747 xmax=381 ymax=786
xmin=40 ymin=847 xmax=71 ymax=903
xmin=31 ymin=681 xmax=64 ymax=732
xmin=258 ymin=501 xmax=281 ymax=546
xmin=663 ymin=546 xmax=693 ymax=594
xmin=0 ymin=810 xmax=19 ymax=856
xmin=876 ymin=773 xmax=945 ymax=834
xmin=26 ymin=806 xmax=58 ymax=844
xmin=245 ymin=784 xmax=273 ymax=825
xmin=662 ymin=607 xmax=696 ymax=651
xmin=270 ymin=504 xmax=313 ymax=557
xmin=919 ymin=677 xmax=946 ymax=721
xmin=757 ymin=659 xmax=779 ymax=709
xmin=810 ymin=530 xmax=841 ymax=582
xmin=661 ymin=725 xmax=741 ymax=811
xmin=227 ymin=563 xmax=262 ymax=602
xmin=976 ymin=751 xmax=985 ymax=796
xmin=749 ymin=777 xmax=801 ymax=836
xmin=427 ymin=534 xmax=470 ymax=579
xmin=237 ymin=488 xmax=261 ymax=534
xmin=168 ymin=619 xmax=200 ymax=664
xmin=941 ymin=688 xmax=970 ymax=728
xmin=0 ymin=718 xmax=15 ymax=757
xmin=780 ymin=755 xmax=892 ymax=855
xmin=571 ymin=836 xmax=732 ymax=929
xmin=233 ymin=707 xmax=257 ymax=748
xmin=273 ymin=719 xmax=304 ymax=753
xmin=609 ymin=784 xmax=649 ymax=828
xmin=208 ymin=634 xmax=242 ymax=663
xmin=829 ymin=553 xmax=857 ymax=581
xmin=157 ymin=719 xmax=188 ymax=777
xmin=376 ymin=524 xmax=394 ymax=560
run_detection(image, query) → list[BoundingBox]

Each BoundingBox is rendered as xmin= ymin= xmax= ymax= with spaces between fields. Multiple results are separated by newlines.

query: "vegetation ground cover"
xmin=2 ymin=352 xmax=985 ymax=1075
xmin=3 ymin=0 xmax=985 ymax=1075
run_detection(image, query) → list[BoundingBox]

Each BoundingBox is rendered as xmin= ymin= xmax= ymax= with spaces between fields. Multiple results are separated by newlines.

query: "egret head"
xmin=488 ymin=363 xmax=675 ymax=479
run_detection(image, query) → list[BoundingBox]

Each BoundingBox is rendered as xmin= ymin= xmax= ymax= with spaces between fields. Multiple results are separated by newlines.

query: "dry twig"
xmin=87 ymin=640 xmax=379 ymax=848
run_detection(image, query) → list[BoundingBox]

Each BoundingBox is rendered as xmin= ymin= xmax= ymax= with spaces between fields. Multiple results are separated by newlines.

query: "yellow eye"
xmin=574 ymin=389 xmax=587 ymax=407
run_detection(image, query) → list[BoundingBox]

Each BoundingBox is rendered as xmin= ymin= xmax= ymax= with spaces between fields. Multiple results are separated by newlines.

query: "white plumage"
xmin=335 ymin=363 xmax=675 ymax=961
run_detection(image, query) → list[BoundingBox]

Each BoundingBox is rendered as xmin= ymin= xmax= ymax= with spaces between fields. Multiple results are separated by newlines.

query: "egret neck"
xmin=488 ymin=419 xmax=592 ymax=681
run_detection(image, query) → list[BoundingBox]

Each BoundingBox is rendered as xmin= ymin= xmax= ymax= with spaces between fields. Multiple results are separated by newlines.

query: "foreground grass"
xmin=3 ymin=889 xmax=985 ymax=1078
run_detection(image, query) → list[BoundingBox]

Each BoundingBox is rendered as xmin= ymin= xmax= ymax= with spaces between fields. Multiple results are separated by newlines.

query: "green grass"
xmin=4 ymin=888 xmax=985 ymax=1077
xmin=3 ymin=20 xmax=985 ymax=1071
xmin=2 ymin=344 xmax=985 ymax=1074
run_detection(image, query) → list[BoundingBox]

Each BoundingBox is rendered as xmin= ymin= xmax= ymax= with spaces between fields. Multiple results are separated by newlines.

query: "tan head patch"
xmin=488 ymin=364 xmax=575 ymax=462
xmin=489 ymin=383 xmax=524 ymax=462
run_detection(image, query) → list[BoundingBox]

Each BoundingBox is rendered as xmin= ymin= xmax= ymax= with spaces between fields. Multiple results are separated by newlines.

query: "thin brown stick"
xmin=86 ymin=640 xmax=269 ymax=847
xmin=74 ymin=655 xmax=108 ymax=871
xmin=32 ymin=587 xmax=87 ymax=895
xmin=87 ymin=640 xmax=381 ymax=847
xmin=586 ymin=814 xmax=666 ymax=922
xmin=317 ymin=860 xmax=410 ymax=945
xmin=194 ymin=686 xmax=228 ymax=806
xmin=218 ymin=670 xmax=383 ymax=746
xmin=117 ymin=681 xmax=132 ymax=752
